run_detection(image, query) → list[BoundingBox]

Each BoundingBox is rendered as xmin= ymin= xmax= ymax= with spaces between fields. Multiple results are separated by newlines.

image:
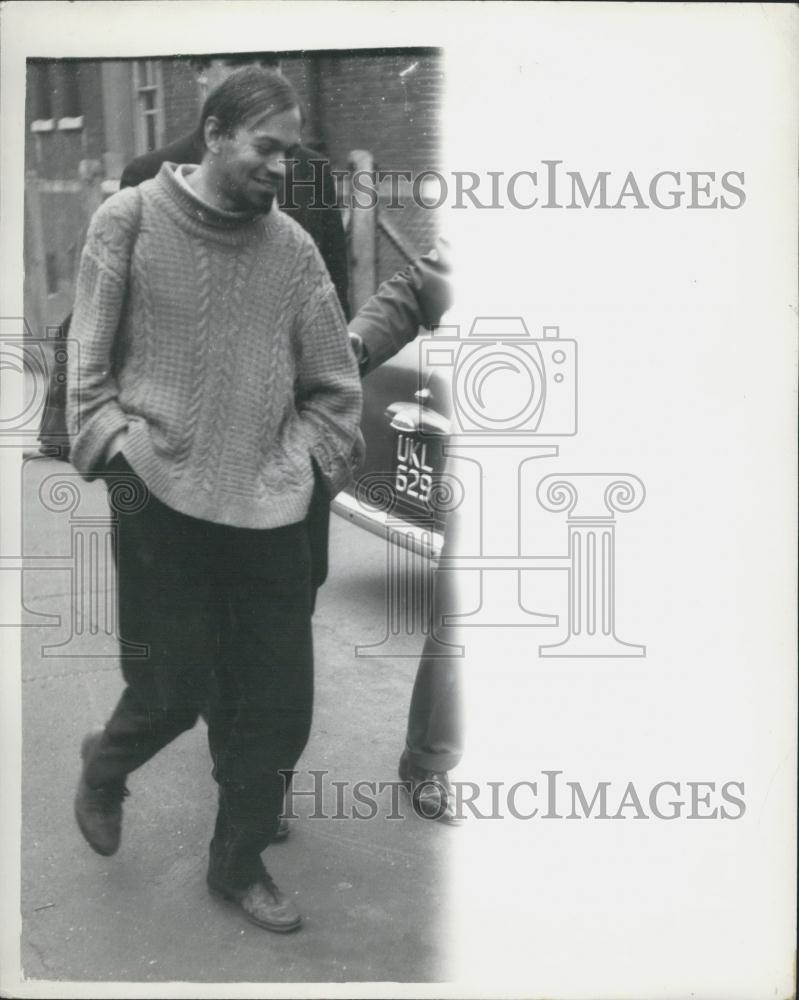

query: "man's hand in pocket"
xmin=104 ymin=429 xmax=128 ymax=465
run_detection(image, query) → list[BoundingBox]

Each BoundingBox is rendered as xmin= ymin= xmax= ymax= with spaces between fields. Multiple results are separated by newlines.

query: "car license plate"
xmin=394 ymin=433 xmax=434 ymax=509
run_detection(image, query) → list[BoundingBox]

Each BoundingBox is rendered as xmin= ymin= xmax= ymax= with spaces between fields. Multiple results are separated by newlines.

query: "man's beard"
xmin=246 ymin=189 xmax=276 ymax=214
xmin=222 ymin=177 xmax=277 ymax=215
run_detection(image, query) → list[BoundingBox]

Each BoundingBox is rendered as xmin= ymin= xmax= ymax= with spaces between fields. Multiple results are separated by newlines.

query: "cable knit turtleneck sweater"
xmin=68 ymin=162 xmax=362 ymax=530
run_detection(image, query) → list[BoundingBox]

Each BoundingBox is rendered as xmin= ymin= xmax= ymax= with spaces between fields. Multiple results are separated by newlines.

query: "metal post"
xmin=346 ymin=149 xmax=377 ymax=315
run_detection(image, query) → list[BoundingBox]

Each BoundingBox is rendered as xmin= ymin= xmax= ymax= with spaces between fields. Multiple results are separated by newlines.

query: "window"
xmin=133 ymin=59 xmax=164 ymax=154
xmin=62 ymin=63 xmax=81 ymax=119
xmin=45 ymin=253 xmax=59 ymax=295
xmin=30 ymin=62 xmax=54 ymax=121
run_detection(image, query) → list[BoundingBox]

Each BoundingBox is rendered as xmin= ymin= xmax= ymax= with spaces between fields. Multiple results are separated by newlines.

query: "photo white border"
xmin=2 ymin=3 xmax=797 ymax=999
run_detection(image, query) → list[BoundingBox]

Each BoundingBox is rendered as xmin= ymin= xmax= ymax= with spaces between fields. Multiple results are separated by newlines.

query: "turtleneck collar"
xmin=154 ymin=161 xmax=276 ymax=242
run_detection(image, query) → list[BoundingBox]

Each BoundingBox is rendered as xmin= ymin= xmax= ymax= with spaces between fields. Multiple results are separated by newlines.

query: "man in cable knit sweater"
xmin=69 ymin=67 xmax=361 ymax=933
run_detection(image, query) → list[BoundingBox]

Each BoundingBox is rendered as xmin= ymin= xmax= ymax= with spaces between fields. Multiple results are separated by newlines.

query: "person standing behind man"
xmin=69 ymin=67 xmax=362 ymax=933
xmin=349 ymin=242 xmax=462 ymax=824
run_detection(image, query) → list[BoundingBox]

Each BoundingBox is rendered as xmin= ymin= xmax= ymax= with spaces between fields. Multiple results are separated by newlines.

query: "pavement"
xmin=18 ymin=454 xmax=453 ymax=985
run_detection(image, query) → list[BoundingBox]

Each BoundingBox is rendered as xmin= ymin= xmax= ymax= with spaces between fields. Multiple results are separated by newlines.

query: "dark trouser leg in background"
xmin=404 ymin=640 xmax=463 ymax=774
xmin=305 ymin=461 xmax=331 ymax=610
xmin=398 ymin=516 xmax=464 ymax=824
xmin=404 ymin=519 xmax=463 ymax=775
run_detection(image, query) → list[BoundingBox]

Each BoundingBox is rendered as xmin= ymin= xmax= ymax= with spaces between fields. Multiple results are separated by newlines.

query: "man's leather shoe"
xmin=74 ymin=731 xmax=129 ymax=856
xmin=274 ymin=817 xmax=290 ymax=842
xmin=207 ymin=869 xmax=302 ymax=933
xmin=398 ymin=750 xmax=461 ymax=824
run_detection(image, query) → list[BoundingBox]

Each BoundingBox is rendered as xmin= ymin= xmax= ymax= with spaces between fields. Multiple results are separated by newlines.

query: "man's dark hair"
xmin=200 ymin=66 xmax=299 ymax=139
xmin=189 ymin=52 xmax=282 ymax=72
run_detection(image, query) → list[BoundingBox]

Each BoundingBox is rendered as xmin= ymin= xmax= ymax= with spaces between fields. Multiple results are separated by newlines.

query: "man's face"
xmin=210 ymin=106 xmax=302 ymax=213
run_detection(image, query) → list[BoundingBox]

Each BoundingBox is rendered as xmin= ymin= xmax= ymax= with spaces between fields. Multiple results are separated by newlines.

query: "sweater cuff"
xmin=70 ymin=405 xmax=130 ymax=480
xmin=314 ymin=453 xmax=353 ymax=498
xmin=300 ymin=416 xmax=356 ymax=498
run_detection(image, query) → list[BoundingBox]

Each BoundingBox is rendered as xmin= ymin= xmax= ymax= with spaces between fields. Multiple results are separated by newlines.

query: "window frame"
xmin=30 ymin=61 xmax=54 ymax=125
xmin=132 ymin=59 xmax=165 ymax=155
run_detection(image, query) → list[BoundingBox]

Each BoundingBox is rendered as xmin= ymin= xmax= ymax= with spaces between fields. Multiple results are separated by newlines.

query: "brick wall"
xmin=315 ymin=50 xmax=443 ymax=175
xmin=280 ymin=56 xmax=314 ymax=122
xmin=310 ymin=49 xmax=445 ymax=276
xmin=162 ymin=60 xmax=201 ymax=143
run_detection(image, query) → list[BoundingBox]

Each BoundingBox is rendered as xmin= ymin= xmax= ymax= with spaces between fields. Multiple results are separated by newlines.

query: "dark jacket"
xmin=121 ymin=130 xmax=349 ymax=316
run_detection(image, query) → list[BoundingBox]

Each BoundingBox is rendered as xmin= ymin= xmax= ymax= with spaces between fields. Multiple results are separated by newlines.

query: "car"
xmin=333 ymin=335 xmax=451 ymax=560
xmin=333 ymin=316 xmax=578 ymax=562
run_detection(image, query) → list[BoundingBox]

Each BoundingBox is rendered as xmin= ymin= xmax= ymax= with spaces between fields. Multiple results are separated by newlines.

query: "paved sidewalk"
xmin=19 ymin=455 xmax=452 ymax=985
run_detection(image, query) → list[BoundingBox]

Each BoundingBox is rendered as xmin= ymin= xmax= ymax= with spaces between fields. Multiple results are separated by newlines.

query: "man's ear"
xmin=203 ymin=116 xmax=225 ymax=155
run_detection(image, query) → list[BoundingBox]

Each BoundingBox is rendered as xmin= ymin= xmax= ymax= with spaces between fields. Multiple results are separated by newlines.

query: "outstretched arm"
xmin=348 ymin=238 xmax=452 ymax=376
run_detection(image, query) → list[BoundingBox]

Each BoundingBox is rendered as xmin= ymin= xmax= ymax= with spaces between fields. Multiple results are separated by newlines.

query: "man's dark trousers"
xmin=85 ymin=454 xmax=314 ymax=888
